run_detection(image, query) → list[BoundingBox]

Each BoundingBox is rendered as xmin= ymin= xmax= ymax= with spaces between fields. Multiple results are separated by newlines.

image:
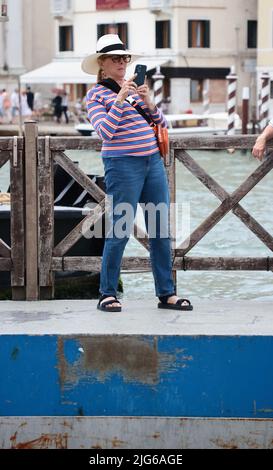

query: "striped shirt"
xmin=86 ymin=83 xmax=167 ymax=158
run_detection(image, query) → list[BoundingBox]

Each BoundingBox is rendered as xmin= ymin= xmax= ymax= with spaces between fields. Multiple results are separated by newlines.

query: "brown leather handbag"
xmin=153 ymin=123 xmax=169 ymax=160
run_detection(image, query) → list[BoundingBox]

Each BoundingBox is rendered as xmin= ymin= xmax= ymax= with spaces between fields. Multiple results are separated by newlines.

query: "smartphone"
xmin=134 ymin=64 xmax=147 ymax=86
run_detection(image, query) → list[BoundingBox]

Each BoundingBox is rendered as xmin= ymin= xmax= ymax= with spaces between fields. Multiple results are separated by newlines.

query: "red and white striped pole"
xmin=152 ymin=65 xmax=165 ymax=109
xmin=260 ymin=72 xmax=270 ymax=131
xmin=0 ymin=0 xmax=8 ymax=21
xmin=226 ymin=67 xmax=238 ymax=135
xmin=202 ymin=79 xmax=210 ymax=114
xmin=257 ymin=87 xmax=262 ymax=123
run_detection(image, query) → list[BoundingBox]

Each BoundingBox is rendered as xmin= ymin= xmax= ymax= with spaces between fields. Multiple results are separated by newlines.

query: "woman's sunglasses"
xmin=108 ymin=54 xmax=132 ymax=64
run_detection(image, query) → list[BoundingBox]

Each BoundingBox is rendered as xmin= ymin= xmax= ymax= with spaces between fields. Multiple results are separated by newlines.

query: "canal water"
xmin=1 ymin=149 xmax=273 ymax=301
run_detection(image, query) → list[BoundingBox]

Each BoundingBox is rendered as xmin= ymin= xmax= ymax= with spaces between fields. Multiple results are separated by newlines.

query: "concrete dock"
xmin=0 ymin=299 xmax=273 ymax=449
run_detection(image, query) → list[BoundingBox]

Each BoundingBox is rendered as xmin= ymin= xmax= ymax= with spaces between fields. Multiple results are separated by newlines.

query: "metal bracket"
xmin=45 ymin=136 xmax=50 ymax=166
xmin=13 ymin=136 xmax=18 ymax=167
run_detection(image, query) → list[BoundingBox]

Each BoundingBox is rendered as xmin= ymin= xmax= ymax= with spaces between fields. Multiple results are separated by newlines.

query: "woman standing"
xmin=82 ymin=34 xmax=193 ymax=312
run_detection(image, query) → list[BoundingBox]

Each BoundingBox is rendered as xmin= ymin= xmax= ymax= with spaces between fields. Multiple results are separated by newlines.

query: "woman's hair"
xmin=97 ymin=56 xmax=106 ymax=83
xmin=97 ymin=68 xmax=104 ymax=83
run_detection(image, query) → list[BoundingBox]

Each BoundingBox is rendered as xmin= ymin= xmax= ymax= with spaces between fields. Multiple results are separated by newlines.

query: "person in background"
xmin=252 ymin=119 xmax=273 ymax=161
xmin=20 ymin=91 xmax=32 ymax=119
xmin=62 ymin=91 xmax=69 ymax=124
xmin=2 ymin=89 xmax=11 ymax=124
xmin=52 ymin=93 xmax=63 ymax=124
xmin=34 ymin=91 xmax=43 ymax=120
xmin=82 ymin=34 xmax=193 ymax=313
xmin=26 ymin=86 xmax=34 ymax=113
xmin=10 ymin=89 xmax=19 ymax=124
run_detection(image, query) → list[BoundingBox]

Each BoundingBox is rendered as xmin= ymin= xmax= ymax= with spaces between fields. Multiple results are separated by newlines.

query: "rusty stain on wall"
xmin=210 ymin=437 xmax=260 ymax=449
xmin=10 ymin=431 xmax=68 ymax=449
xmin=57 ymin=335 xmax=189 ymax=388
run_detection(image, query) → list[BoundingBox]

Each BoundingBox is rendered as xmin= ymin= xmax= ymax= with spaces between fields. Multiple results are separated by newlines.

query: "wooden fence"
xmin=1 ymin=121 xmax=273 ymax=300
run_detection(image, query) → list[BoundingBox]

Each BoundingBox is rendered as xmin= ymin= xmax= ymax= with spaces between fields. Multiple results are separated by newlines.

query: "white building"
xmin=12 ymin=0 xmax=258 ymax=114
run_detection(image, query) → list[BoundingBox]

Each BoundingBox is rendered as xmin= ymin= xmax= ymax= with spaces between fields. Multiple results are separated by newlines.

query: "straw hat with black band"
xmin=81 ymin=34 xmax=141 ymax=75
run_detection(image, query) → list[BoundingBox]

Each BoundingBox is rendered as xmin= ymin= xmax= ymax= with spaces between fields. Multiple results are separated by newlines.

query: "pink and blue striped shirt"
xmin=86 ymin=83 xmax=167 ymax=158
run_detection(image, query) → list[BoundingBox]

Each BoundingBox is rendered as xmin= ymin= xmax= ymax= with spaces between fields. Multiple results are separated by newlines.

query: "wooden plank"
xmin=0 ymin=258 xmax=12 ymax=271
xmin=24 ymin=121 xmax=39 ymax=300
xmin=0 ymin=238 xmax=11 ymax=257
xmin=171 ymin=135 xmax=273 ymax=150
xmin=0 ymin=137 xmax=24 ymax=151
xmin=46 ymin=135 xmax=273 ymax=152
xmin=48 ymin=137 xmax=101 ymax=152
xmin=173 ymin=257 xmax=273 ymax=271
xmin=38 ymin=138 xmax=54 ymax=295
xmin=53 ymin=255 xmax=273 ymax=272
xmin=52 ymin=256 xmax=152 ymax=272
xmin=177 ymin=150 xmax=273 ymax=252
xmin=54 ymin=151 xmax=105 ymax=202
xmin=0 ymin=151 xmax=10 ymax=169
xmin=53 ymin=199 xmax=106 ymax=257
xmin=10 ymin=143 xmax=25 ymax=288
xmin=176 ymin=153 xmax=273 ymax=255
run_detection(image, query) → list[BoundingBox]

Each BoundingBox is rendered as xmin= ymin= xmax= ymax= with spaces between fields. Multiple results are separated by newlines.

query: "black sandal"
xmin=97 ymin=294 xmax=122 ymax=312
xmin=158 ymin=293 xmax=193 ymax=311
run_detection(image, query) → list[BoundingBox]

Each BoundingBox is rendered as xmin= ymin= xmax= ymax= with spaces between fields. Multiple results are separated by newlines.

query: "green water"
xmin=1 ymin=149 xmax=273 ymax=301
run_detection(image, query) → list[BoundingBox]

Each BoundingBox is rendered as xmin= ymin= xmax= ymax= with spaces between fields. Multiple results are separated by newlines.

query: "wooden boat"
xmin=0 ymin=165 xmax=106 ymax=290
xmin=74 ymin=112 xmax=242 ymax=136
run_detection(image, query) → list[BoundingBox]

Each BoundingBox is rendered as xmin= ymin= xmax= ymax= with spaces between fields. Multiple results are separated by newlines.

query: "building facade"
xmin=49 ymin=0 xmax=257 ymax=112
xmin=0 ymin=0 xmax=54 ymax=91
xmin=256 ymin=0 xmax=273 ymax=116
xmin=1 ymin=0 xmax=259 ymax=113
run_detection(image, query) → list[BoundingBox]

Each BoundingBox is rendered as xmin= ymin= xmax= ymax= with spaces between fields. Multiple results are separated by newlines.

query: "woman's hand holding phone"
xmin=137 ymin=82 xmax=156 ymax=112
xmin=116 ymin=74 xmax=137 ymax=104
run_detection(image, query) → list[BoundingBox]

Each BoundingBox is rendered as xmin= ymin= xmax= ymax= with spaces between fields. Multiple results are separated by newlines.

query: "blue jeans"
xmin=100 ymin=152 xmax=175 ymax=298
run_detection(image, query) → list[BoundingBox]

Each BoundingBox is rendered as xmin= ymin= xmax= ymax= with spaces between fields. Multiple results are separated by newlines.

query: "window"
xmin=190 ymin=79 xmax=203 ymax=102
xmin=247 ymin=20 xmax=257 ymax=48
xmin=188 ymin=20 xmax=210 ymax=48
xmin=59 ymin=25 xmax=74 ymax=52
xmin=156 ymin=20 xmax=171 ymax=48
xmin=97 ymin=23 xmax=128 ymax=46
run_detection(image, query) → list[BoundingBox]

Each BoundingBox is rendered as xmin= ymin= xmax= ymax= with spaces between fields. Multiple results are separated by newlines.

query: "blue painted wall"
xmin=0 ymin=335 xmax=273 ymax=417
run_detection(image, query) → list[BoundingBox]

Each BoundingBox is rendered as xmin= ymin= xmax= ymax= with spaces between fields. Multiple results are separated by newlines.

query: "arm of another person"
xmin=252 ymin=120 xmax=273 ymax=161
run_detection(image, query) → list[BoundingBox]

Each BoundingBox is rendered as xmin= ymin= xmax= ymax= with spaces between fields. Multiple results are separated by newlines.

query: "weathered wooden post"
xmin=10 ymin=136 xmax=25 ymax=300
xmin=24 ymin=121 xmax=39 ymax=300
xmin=39 ymin=136 xmax=55 ymax=300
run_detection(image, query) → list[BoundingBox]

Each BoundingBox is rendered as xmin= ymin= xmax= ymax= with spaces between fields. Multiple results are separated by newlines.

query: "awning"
xmin=20 ymin=59 xmax=96 ymax=85
xmin=20 ymin=57 xmax=169 ymax=85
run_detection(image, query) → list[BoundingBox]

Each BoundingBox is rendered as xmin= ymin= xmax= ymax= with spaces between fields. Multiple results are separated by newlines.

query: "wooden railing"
xmin=0 ymin=135 xmax=25 ymax=300
xmin=1 ymin=121 xmax=273 ymax=300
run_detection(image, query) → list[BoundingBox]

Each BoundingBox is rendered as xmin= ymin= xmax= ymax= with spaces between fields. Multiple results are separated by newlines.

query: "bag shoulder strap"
xmin=98 ymin=78 xmax=154 ymax=127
